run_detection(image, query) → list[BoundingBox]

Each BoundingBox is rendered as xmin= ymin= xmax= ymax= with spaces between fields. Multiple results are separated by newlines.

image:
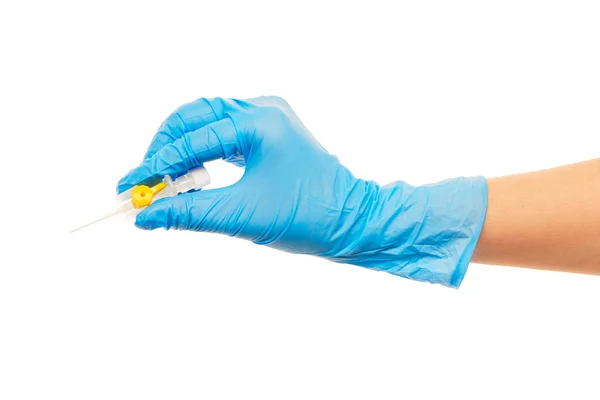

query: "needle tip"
xmin=69 ymin=212 xmax=115 ymax=234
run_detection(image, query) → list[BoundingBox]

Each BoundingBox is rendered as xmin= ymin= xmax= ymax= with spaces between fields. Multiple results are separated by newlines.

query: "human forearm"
xmin=472 ymin=159 xmax=600 ymax=274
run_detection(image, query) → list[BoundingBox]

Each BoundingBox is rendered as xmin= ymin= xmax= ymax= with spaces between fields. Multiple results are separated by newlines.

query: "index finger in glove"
xmin=143 ymin=97 xmax=224 ymax=160
xmin=117 ymin=118 xmax=239 ymax=193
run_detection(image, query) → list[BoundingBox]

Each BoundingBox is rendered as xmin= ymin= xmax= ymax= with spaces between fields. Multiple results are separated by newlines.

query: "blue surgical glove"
xmin=118 ymin=96 xmax=487 ymax=288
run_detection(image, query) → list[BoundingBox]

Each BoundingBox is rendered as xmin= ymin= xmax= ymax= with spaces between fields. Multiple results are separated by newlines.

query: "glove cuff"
xmin=333 ymin=176 xmax=488 ymax=288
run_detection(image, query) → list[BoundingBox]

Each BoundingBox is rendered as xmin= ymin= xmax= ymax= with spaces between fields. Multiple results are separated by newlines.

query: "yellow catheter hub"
xmin=131 ymin=181 xmax=167 ymax=208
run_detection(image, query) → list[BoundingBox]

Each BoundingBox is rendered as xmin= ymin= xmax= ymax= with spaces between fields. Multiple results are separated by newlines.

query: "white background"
xmin=1 ymin=1 xmax=599 ymax=399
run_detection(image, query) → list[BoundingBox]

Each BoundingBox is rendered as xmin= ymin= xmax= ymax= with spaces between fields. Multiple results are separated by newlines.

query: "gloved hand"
xmin=118 ymin=96 xmax=488 ymax=288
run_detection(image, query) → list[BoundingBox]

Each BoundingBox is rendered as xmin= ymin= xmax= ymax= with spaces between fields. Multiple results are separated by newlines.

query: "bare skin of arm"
xmin=472 ymin=158 xmax=600 ymax=275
